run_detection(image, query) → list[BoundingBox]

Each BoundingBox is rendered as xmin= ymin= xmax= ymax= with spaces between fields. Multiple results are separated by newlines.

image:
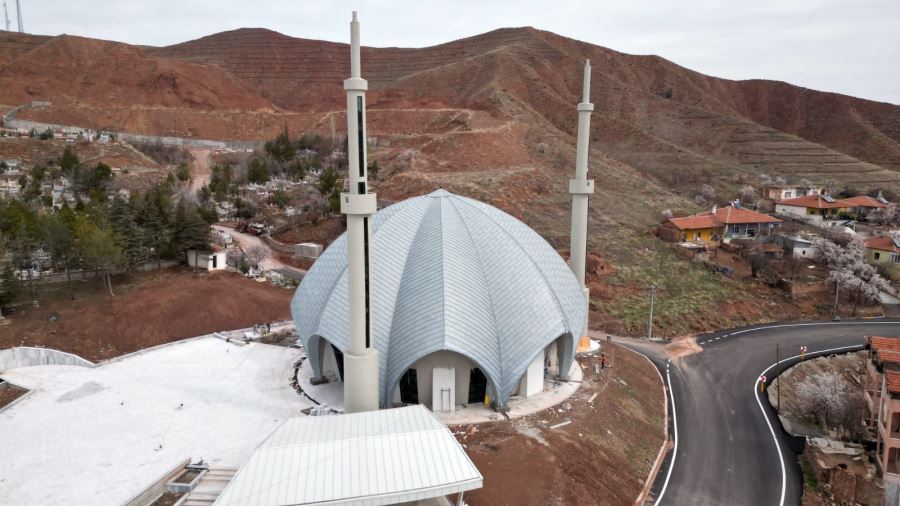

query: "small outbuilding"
xmin=186 ymin=248 xmax=227 ymax=271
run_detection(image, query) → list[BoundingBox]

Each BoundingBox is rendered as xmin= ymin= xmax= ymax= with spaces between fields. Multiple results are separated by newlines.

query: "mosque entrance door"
xmin=399 ymin=369 xmax=418 ymax=404
xmin=332 ymin=346 xmax=344 ymax=381
xmin=468 ymin=368 xmax=487 ymax=404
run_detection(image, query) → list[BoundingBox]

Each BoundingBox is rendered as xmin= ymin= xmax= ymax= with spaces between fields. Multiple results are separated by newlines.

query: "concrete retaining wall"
xmin=260 ymin=234 xmax=297 ymax=256
xmin=120 ymin=458 xmax=191 ymax=506
xmin=2 ymin=111 xmax=260 ymax=152
xmin=0 ymin=347 xmax=94 ymax=372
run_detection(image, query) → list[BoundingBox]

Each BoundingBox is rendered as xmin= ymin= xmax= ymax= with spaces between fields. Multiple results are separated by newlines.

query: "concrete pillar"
xmin=341 ymin=11 xmax=379 ymax=414
xmin=569 ymin=60 xmax=595 ymax=351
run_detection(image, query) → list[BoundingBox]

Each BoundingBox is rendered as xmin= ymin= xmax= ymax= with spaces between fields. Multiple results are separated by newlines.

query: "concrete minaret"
xmin=341 ymin=11 xmax=379 ymax=413
xmin=569 ymin=60 xmax=594 ymax=352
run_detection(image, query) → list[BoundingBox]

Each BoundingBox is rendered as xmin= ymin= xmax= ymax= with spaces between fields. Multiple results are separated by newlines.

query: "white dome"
xmin=291 ymin=189 xmax=586 ymax=407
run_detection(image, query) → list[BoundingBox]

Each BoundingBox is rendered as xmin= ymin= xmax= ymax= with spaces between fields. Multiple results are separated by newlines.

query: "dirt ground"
xmin=0 ymin=385 xmax=26 ymax=408
xmin=457 ymin=344 xmax=665 ymax=506
xmin=0 ymin=269 xmax=293 ymax=362
xmin=187 ymin=148 xmax=212 ymax=191
xmin=273 ymin=217 xmax=345 ymax=246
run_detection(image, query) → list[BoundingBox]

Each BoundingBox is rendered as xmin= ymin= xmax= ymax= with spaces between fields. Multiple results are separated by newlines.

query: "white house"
xmin=186 ymin=249 xmax=227 ymax=271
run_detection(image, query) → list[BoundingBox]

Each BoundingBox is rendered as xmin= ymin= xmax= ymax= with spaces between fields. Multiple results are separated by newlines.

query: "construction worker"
xmin=600 ymin=353 xmax=607 ymax=370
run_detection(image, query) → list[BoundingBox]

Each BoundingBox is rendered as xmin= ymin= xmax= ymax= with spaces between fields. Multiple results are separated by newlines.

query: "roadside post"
xmin=800 ymin=345 xmax=807 ymax=360
xmin=759 ymin=374 xmax=766 ymax=393
xmin=647 ymin=284 xmax=655 ymax=339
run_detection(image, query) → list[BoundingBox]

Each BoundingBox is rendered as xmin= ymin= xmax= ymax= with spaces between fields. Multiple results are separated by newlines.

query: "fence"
xmin=19 ymin=260 xmax=180 ymax=285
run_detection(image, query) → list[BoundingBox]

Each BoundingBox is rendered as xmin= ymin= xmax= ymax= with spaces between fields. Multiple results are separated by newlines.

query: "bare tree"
xmin=660 ymin=209 xmax=673 ymax=223
xmin=796 ymin=371 xmax=866 ymax=440
xmin=695 ymin=183 xmax=716 ymax=205
xmin=814 ymin=237 xmax=891 ymax=314
xmin=244 ymin=245 xmax=268 ymax=270
xmin=739 ymin=185 xmax=757 ymax=203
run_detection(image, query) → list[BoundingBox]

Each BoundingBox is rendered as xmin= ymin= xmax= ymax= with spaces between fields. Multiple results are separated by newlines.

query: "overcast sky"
xmin=7 ymin=0 xmax=900 ymax=104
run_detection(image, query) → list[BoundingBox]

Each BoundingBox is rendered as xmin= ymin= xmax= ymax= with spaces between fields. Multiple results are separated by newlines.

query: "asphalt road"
xmin=627 ymin=319 xmax=900 ymax=506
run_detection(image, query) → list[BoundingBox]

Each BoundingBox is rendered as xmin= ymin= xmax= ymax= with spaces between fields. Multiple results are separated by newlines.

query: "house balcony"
xmin=866 ymin=389 xmax=882 ymax=415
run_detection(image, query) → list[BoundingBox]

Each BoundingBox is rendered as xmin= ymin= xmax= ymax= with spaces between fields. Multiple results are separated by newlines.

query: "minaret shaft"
xmin=341 ymin=11 xmax=379 ymax=413
xmin=569 ymin=60 xmax=594 ymax=351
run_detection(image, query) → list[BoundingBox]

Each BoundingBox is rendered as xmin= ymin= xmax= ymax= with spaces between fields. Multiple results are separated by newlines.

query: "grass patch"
xmin=799 ymin=452 xmax=818 ymax=491
xmin=602 ymin=240 xmax=737 ymax=335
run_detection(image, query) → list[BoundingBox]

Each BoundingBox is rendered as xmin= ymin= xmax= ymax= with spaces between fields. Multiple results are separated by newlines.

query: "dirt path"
xmin=187 ymin=148 xmax=212 ymax=191
xmin=213 ymin=225 xmax=287 ymax=271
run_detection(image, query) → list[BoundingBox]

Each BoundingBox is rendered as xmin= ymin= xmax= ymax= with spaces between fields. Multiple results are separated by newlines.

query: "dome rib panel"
xmin=291 ymin=189 xmax=586 ymax=407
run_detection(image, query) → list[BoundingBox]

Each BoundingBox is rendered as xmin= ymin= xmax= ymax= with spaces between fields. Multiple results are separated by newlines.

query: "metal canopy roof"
xmin=213 ymin=405 xmax=482 ymax=506
xmin=291 ymin=189 xmax=586 ymax=407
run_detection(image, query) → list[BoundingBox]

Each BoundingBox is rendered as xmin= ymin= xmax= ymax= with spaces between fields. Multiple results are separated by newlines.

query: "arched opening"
xmin=468 ymin=368 xmax=488 ymax=404
xmin=391 ymin=350 xmax=493 ymax=412
xmin=399 ymin=369 xmax=418 ymax=404
xmin=309 ymin=335 xmax=345 ymax=384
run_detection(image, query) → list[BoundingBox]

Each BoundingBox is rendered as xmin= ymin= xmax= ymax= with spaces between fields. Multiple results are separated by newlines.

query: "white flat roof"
xmin=0 ymin=337 xmax=311 ymax=506
xmin=214 ymin=405 xmax=483 ymax=506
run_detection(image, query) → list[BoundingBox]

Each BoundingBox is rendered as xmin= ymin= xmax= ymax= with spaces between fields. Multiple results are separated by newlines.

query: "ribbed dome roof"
xmin=291 ymin=189 xmax=586 ymax=407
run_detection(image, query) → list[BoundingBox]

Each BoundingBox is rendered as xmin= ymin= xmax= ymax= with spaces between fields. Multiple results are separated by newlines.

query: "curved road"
xmin=626 ymin=319 xmax=900 ymax=505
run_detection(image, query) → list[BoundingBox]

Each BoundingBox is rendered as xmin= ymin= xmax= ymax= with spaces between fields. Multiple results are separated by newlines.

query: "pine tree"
xmin=109 ymin=197 xmax=143 ymax=271
xmin=0 ymin=265 xmax=20 ymax=307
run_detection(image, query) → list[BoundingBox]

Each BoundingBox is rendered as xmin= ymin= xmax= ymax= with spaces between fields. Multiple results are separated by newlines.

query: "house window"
xmin=892 ymin=253 xmax=900 ymax=264
xmin=732 ymin=225 xmax=740 ymax=234
xmin=875 ymin=252 xmax=881 ymax=260
xmin=784 ymin=191 xmax=793 ymax=198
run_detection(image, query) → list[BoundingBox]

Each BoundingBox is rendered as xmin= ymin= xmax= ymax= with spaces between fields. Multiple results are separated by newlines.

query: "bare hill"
xmin=1 ymin=26 xmax=899 ymax=334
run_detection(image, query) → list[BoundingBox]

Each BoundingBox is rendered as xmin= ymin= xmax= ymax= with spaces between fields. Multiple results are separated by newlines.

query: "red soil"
xmin=0 ymin=270 xmax=293 ymax=362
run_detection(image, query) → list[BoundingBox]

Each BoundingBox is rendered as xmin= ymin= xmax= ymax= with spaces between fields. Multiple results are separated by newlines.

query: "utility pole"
xmin=776 ymin=343 xmax=780 ymax=412
xmin=647 ymin=284 xmax=655 ymax=339
xmin=4 ymin=1 xmax=10 ymax=32
xmin=14 ymin=0 xmax=22 ymax=33
xmin=833 ymin=277 xmax=840 ymax=316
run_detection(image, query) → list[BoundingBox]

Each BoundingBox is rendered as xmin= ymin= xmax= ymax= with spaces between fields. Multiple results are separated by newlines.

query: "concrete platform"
xmin=0 ymin=336 xmax=311 ymax=506
xmin=297 ymin=358 xmax=583 ymax=425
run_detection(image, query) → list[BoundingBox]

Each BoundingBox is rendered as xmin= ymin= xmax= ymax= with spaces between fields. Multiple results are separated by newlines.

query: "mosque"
xmin=291 ymin=189 xmax=586 ymax=411
xmin=290 ymin=12 xmax=597 ymax=415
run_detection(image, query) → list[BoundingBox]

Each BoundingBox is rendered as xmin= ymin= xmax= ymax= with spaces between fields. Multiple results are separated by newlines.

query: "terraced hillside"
xmin=1 ymin=26 xmax=898 ymax=334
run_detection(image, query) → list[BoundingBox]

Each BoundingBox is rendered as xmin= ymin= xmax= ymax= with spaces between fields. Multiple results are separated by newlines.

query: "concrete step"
xmin=182 ymin=500 xmax=214 ymax=506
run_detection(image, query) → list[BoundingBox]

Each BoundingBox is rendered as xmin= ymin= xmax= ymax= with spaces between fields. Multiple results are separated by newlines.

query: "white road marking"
xmin=654 ymin=359 xmax=678 ymax=506
xmin=755 ymin=343 xmax=865 ymax=506
xmin=652 ymin=320 xmax=900 ymax=505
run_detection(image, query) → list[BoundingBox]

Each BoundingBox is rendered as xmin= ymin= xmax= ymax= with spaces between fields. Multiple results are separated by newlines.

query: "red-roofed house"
xmin=843 ymin=195 xmax=891 ymax=221
xmin=864 ymin=336 xmax=900 ymax=482
xmin=864 ymin=236 xmax=900 ymax=265
xmin=659 ymin=205 xmax=781 ymax=243
xmin=775 ymin=195 xmax=850 ymax=223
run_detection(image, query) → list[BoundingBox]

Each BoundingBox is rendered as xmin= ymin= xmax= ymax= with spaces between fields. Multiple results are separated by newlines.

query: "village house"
xmin=716 ymin=205 xmax=782 ymax=240
xmin=659 ymin=214 xmax=720 ymax=242
xmin=864 ymin=235 xmax=900 ymax=265
xmin=863 ymin=336 xmax=900 ymax=482
xmin=659 ymin=205 xmax=781 ymax=243
xmin=842 ymin=194 xmax=890 ymax=220
xmin=775 ymin=195 xmax=850 ymax=226
xmin=770 ymin=234 xmax=818 ymax=259
xmin=763 ymin=184 xmax=826 ymax=201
